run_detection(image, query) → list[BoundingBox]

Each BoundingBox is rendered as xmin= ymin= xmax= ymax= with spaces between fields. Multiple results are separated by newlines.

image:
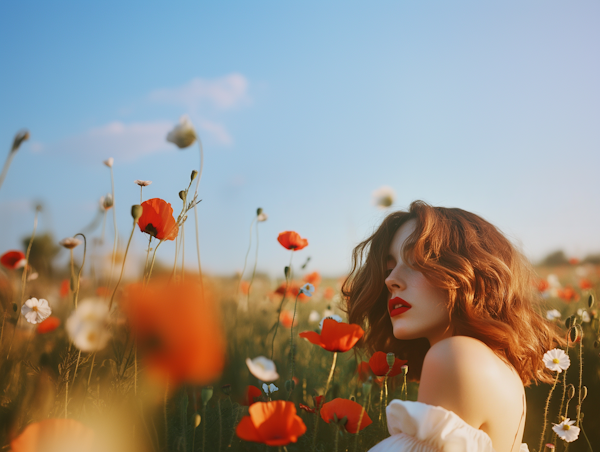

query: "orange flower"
xmin=240 ymin=281 xmax=250 ymax=295
xmin=320 ymin=398 xmax=372 ymax=433
xmin=537 ymin=279 xmax=550 ymax=293
xmin=138 ymin=198 xmax=179 ymax=241
xmin=279 ymin=310 xmax=298 ymax=328
xmin=299 ymin=318 xmax=364 ymax=352
xmin=558 ymin=286 xmax=579 ymax=303
xmin=368 ymin=351 xmax=408 ymax=377
xmin=95 ymin=286 xmax=111 ymax=297
xmin=277 ymin=231 xmax=308 ymax=251
xmin=579 ymin=279 xmax=593 ymax=290
xmin=303 ymin=271 xmax=321 ymax=287
xmin=123 ymin=279 xmax=225 ymax=385
xmin=236 ymin=400 xmax=307 ymax=446
xmin=11 ymin=418 xmax=94 ymax=452
xmin=569 ymin=258 xmax=579 ymax=265
xmin=59 ymin=279 xmax=70 ymax=298
xmin=323 ymin=287 xmax=335 ymax=300
xmin=357 ymin=361 xmax=372 ymax=382
xmin=36 ymin=316 xmax=61 ymax=334
xmin=1 ymin=250 xmax=25 ymax=269
xmin=242 ymin=385 xmax=263 ymax=406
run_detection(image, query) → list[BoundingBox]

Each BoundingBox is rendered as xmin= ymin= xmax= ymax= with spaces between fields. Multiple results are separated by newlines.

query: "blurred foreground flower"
xmin=320 ymin=398 xmax=372 ymax=433
xmin=11 ymin=418 xmax=94 ymax=452
xmin=167 ymin=115 xmax=197 ymax=149
xmin=103 ymin=157 xmax=114 ymax=168
xmin=124 ymin=279 xmax=225 ymax=385
xmin=279 ymin=310 xmax=298 ymax=328
xmin=246 ymin=356 xmax=279 ymax=382
xmin=543 ymin=349 xmax=570 ymax=373
xmin=300 ymin=318 xmax=364 ymax=352
xmin=546 ymin=309 xmax=561 ymax=321
xmin=236 ymin=401 xmax=306 ymax=446
xmin=277 ymin=231 xmax=308 ymax=251
xmin=21 ymin=298 xmax=51 ymax=324
xmin=552 ymin=418 xmax=580 ymax=443
xmin=100 ymin=194 xmax=113 ymax=210
xmin=369 ymin=351 xmax=408 ymax=377
xmin=372 ymin=186 xmax=395 ymax=209
xmin=1 ymin=250 xmax=26 ymax=269
xmin=577 ymin=309 xmax=591 ymax=323
xmin=66 ymin=300 xmax=111 ymax=352
xmin=138 ymin=198 xmax=179 ymax=241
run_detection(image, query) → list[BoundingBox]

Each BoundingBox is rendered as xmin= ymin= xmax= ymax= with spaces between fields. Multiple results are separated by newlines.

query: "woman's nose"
xmin=385 ymin=267 xmax=405 ymax=292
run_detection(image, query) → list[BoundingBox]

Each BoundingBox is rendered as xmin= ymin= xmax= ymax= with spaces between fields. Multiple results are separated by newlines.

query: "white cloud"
xmin=149 ymin=73 xmax=250 ymax=111
xmin=198 ymin=119 xmax=233 ymax=145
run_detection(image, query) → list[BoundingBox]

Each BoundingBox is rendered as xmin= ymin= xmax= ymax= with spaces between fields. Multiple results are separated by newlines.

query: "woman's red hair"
xmin=342 ymin=200 xmax=564 ymax=386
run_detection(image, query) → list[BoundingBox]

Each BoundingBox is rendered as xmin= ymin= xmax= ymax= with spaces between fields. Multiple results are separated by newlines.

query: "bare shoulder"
xmin=418 ymin=336 xmax=517 ymax=428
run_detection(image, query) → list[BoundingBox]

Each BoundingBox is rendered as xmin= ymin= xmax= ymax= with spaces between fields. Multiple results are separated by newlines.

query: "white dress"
xmin=368 ymin=400 xmax=529 ymax=452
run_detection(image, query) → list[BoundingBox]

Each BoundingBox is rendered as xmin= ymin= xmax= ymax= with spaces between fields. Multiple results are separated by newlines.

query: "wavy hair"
xmin=342 ymin=200 xmax=565 ymax=385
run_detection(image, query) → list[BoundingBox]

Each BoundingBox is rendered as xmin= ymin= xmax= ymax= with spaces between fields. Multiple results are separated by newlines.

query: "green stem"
xmin=247 ymin=217 xmax=261 ymax=306
xmin=312 ymin=352 xmax=338 ymax=452
xmin=109 ymin=220 xmax=137 ymax=310
xmin=194 ymin=139 xmax=205 ymax=291
xmin=538 ymin=372 xmax=560 ymax=452
xmin=145 ymin=240 xmax=163 ymax=284
xmin=237 ymin=216 xmax=256 ymax=303
xmin=576 ymin=336 xmax=583 ymax=427
xmin=108 ymin=166 xmax=118 ymax=289
xmin=0 ymin=150 xmax=17 ymax=193
xmin=270 ymin=251 xmax=294 ymax=360
xmin=288 ymin=292 xmax=300 ymax=400
xmin=73 ymin=233 xmax=87 ymax=308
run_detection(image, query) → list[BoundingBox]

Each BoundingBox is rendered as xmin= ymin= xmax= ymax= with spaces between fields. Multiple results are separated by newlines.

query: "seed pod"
xmin=362 ymin=377 xmax=373 ymax=396
xmin=565 ymin=315 xmax=577 ymax=329
xmin=588 ymin=293 xmax=595 ymax=308
xmin=179 ymin=190 xmax=187 ymax=201
xmin=569 ymin=325 xmax=582 ymax=343
xmin=221 ymin=384 xmax=232 ymax=396
xmin=566 ymin=384 xmax=575 ymax=400
xmin=285 ymin=379 xmax=295 ymax=392
xmin=386 ymin=352 xmax=396 ymax=369
xmin=194 ymin=414 xmax=201 ymax=428
xmin=11 ymin=129 xmax=29 ymax=153
xmin=12 ymin=303 xmax=17 ymax=312
xmin=191 ymin=170 xmax=198 ymax=181
xmin=257 ymin=208 xmax=263 ymax=216
xmin=131 ymin=205 xmax=143 ymax=222
xmin=284 ymin=266 xmax=290 ymax=278
xmin=201 ymin=386 xmax=213 ymax=406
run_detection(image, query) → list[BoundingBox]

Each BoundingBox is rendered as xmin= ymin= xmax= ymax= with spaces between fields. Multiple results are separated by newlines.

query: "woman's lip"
xmin=389 ymin=297 xmax=412 ymax=317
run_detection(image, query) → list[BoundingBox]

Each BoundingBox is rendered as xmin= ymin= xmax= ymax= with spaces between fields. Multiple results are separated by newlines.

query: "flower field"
xmin=0 ymin=128 xmax=599 ymax=452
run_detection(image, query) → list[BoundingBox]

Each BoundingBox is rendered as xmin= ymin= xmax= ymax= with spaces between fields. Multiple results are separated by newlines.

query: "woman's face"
xmin=385 ymin=219 xmax=452 ymax=346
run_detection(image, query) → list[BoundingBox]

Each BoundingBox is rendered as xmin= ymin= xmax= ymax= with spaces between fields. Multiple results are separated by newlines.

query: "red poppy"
xmin=320 ymin=398 xmax=372 ymax=433
xmin=236 ymin=401 xmax=307 ymax=446
xmin=368 ymin=351 xmax=408 ymax=377
xmin=36 ymin=317 xmax=61 ymax=334
xmin=579 ymin=279 xmax=593 ymax=290
xmin=569 ymin=258 xmax=579 ymax=265
xmin=11 ymin=418 xmax=94 ymax=452
xmin=59 ymin=279 xmax=70 ymax=298
xmin=242 ymin=385 xmax=263 ymax=406
xmin=536 ymin=279 xmax=549 ymax=293
xmin=313 ymin=395 xmax=324 ymax=411
xmin=280 ymin=310 xmax=298 ymax=328
xmin=138 ymin=198 xmax=179 ymax=241
xmin=299 ymin=318 xmax=364 ymax=353
xmin=303 ymin=271 xmax=321 ymax=287
xmin=123 ymin=279 xmax=225 ymax=385
xmin=277 ymin=231 xmax=308 ymax=251
xmin=299 ymin=403 xmax=315 ymax=414
xmin=558 ymin=286 xmax=579 ymax=303
xmin=272 ymin=282 xmax=308 ymax=302
xmin=357 ymin=361 xmax=372 ymax=383
xmin=323 ymin=287 xmax=335 ymax=300
xmin=1 ymin=250 xmax=26 ymax=270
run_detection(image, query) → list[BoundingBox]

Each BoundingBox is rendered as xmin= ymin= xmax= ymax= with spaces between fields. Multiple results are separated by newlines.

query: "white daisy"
xmin=166 ymin=115 xmax=197 ymax=149
xmin=134 ymin=180 xmax=152 ymax=187
xmin=66 ymin=299 xmax=111 ymax=352
xmin=543 ymin=348 xmax=570 ymax=373
xmin=21 ymin=298 xmax=52 ymax=324
xmin=246 ymin=356 xmax=279 ymax=382
xmin=546 ymin=309 xmax=561 ymax=321
xmin=552 ymin=418 xmax=580 ymax=443
xmin=299 ymin=283 xmax=315 ymax=297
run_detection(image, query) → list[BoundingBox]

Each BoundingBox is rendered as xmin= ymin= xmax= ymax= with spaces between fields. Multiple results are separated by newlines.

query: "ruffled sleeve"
xmin=368 ymin=400 xmax=529 ymax=452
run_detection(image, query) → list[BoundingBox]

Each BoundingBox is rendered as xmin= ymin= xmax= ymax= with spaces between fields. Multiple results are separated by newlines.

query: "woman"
xmin=343 ymin=201 xmax=564 ymax=452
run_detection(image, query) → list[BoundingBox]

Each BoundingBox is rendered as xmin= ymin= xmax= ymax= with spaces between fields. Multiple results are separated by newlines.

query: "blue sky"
xmin=1 ymin=1 xmax=599 ymax=277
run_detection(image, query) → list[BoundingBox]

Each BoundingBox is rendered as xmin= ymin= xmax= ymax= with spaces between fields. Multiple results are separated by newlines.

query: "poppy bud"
xmin=12 ymin=303 xmax=17 ymax=312
xmin=131 ymin=205 xmax=143 ymax=222
xmin=567 ymin=384 xmax=575 ymax=400
xmin=565 ymin=315 xmax=577 ymax=329
xmin=284 ymin=266 xmax=290 ymax=278
xmin=257 ymin=208 xmax=263 ymax=216
xmin=580 ymin=386 xmax=588 ymax=402
xmin=362 ymin=378 xmax=373 ymax=396
xmin=11 ymin=129 xmax=29 ymax=153
xmin=201 ymin=386 xmax=213 ymax=406
xmin=285 ymin=379 xmax=295 ymax=392
xmin=194 ymin=413 xmax=201 ymax=428
xmin=191 ymin=170 xmax=198 ymax=182
xmin=221 ymin=384 xmax=232 ymax=396
xmin=588 ymin=293 xmax=595 ymax=308
xmin=179 ymin=190 xmax=187 ymax=201
xmin=386 ymin=352 xmax=395 ymax=369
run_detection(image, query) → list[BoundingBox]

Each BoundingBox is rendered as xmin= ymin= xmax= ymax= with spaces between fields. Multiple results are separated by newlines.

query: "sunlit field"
xmin=0 ymin=128 xmax=598 ymax=452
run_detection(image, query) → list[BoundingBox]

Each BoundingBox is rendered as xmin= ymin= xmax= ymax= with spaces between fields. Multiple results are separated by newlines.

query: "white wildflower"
xmin=257 ymin=212 xmax=268 ymax=222
xmin=262 ymin=383 xmax=279 ymax=395
xmin=308 ymin=310 xmax=320 ymax=323
xmin=552 ymin=418 xmax=580 ymax=443
xmin=299 ymin=283 xmax=315 ymax=297
xmin=246 ymin=356 xmax=279 ymax=382
xmin=59 ymin=237 xmax=82 ymax=249
xmin=543 ymin=348 xmax=570 ymax=373
xmin=166 ymin=115 xmax=197 ymax=149
xmin=546 ymin=309 xmax=561 ymax=321
xmin=577 ymin=309 xmax=590 ymax=323
xmin=21 ymin=298 xmax=52 ymax=324
xmin=66 ymin=299 xmax=111 ymax=352
xmin=103 ymin=157 xmax=114 ymax=168
xmin=319 ymin=313 xmax=343 ymax=330
xmin=135 ymin=180 xmax=152 ymax=187
xmin=100 ymin=194 xmax=113 ymax=210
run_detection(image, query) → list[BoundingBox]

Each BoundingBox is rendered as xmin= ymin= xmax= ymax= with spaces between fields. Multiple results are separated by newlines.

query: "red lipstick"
xmin=389 ymin=297 xmax=412 ymax=317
